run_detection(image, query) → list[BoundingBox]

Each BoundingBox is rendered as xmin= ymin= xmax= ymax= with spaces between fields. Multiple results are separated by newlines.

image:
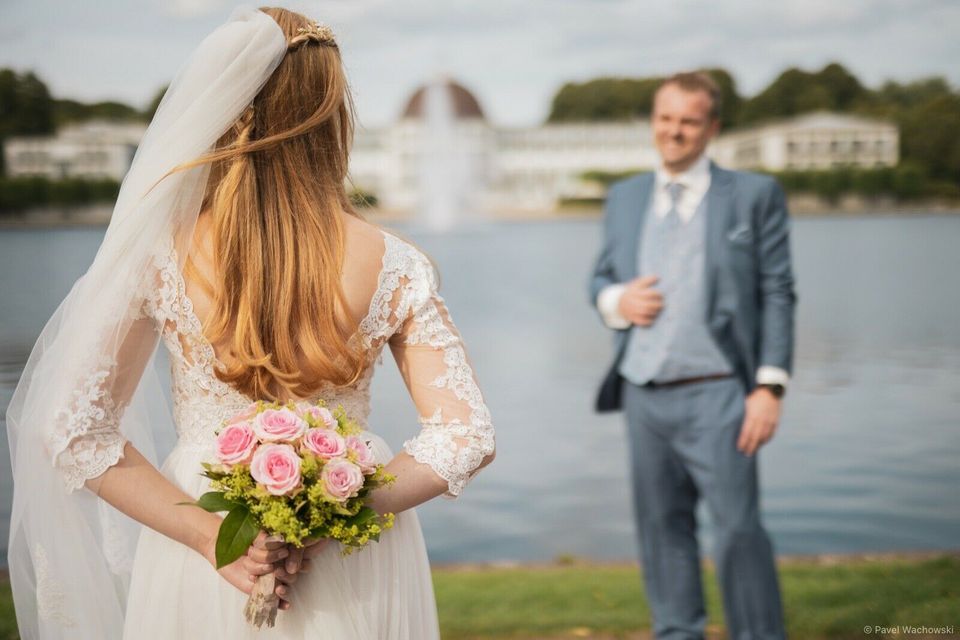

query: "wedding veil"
xmin=4 ymin=7 xmax=287 ymax=637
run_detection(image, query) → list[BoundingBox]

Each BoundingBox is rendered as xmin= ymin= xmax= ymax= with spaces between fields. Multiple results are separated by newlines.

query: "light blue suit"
xmin=590 ymin=162 xmax=795 ymax=410
xmin=589 ymin=161 xmax=796 ymax=640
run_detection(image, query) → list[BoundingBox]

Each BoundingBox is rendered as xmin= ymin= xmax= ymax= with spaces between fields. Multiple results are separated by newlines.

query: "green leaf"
xmin=195 ymin=492 xmax=239 ymax=513
xmin=345 ymin=506 xmax=378 ymax=528
xmin=215 ymin=507 xmax=259 ymax=569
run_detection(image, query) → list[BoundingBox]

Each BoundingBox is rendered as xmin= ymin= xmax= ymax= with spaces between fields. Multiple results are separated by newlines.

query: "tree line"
xmin=1 ymin=64 xmax=958 ymax=208
xmin=0 ymin=69 xmax=164 ymax=175
xmin=550 ymin=63 xmax=960 ymax=195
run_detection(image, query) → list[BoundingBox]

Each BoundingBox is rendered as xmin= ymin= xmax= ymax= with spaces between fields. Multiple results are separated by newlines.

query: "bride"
xmin=5 ymin=6 xmax=495 ymax=639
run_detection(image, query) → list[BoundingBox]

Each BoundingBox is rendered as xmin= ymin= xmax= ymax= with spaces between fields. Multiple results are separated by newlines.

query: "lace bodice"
xmin=49 ymin=230 xmax=494 ymax=497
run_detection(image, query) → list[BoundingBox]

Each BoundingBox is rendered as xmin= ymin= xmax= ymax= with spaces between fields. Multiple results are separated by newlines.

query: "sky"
xmin=1 ymin=0 xmax=958 ymax=129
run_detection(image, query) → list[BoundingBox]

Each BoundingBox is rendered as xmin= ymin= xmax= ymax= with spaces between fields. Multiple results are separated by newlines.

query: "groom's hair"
xmin=657 ymin=72 xmax=722 ymax=121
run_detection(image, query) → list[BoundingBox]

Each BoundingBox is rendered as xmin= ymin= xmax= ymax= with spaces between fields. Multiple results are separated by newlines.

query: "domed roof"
xmin=401 ymin=79 xmax=486 ymax=121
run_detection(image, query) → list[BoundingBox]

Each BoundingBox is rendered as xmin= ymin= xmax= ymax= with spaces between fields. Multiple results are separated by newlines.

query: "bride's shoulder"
xmin=343 ymin=216 xmax=437 ymax=289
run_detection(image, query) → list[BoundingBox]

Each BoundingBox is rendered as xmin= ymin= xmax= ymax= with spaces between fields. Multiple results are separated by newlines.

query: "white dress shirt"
xmin=652 ymin=152 xmax=712 ymax=225
xmin=596 ymin=153 xmax=790 ymax=388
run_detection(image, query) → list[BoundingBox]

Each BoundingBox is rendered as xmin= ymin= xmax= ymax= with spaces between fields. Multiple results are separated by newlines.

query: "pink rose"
xmin=215 ymin=422 xmax=257 ymax=466
xmin=299 ymin=404 xmax=338 ymax=430
xmin=227 ymin=402 xmax=260 ymax=424
xmin=252 ymin=408 xmax=307 ymax=443
xmin=345 ymin=435 xmax=377 ymax=473
xmin=250 ymin=443 xmax=302 ymax=496
xmin=321 ymin=459 xmax=364 ymax=502
xmin=302 ymin=428 xmax=347 ymax=459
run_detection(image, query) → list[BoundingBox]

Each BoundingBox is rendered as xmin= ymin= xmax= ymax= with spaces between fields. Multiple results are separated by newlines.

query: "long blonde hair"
xmin=170 ymin=6 xmax=364 ymax=401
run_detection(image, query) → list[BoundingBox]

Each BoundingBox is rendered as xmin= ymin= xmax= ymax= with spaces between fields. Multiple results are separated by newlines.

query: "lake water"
xmin=1 ymin=215 xmax=959 ymax=566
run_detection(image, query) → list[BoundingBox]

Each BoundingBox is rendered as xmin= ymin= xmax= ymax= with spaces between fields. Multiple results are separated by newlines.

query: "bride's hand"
xmin=281 ymin=536 xmax=329 ymax=575
xmin=203 ymin=531 xmax=294 ymax=610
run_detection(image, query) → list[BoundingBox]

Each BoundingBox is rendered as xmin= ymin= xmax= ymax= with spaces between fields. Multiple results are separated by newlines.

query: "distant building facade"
xmin=4 ymin=120 xmax=146 ymax=181
xmin=709 ymin=111 xmax=899 ymax=172
xmin=4 ymin=86 xmax=899 ymax=214
xmin=350 ymin=83 xmax=901 ymax=214
xmin=351 ymin=79 xmax=658 ymax=214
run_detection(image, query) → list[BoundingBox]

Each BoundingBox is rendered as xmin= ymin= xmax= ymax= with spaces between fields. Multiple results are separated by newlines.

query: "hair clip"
xmin=296 ymin=22 xmax=335 ymax=44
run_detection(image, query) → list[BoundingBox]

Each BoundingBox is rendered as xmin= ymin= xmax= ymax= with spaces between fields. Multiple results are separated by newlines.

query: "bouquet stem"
xmin=244 ymin=572 xmax=279 ymax=629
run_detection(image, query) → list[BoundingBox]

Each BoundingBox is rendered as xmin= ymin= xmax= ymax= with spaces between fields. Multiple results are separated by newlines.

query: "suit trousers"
xmin=623 ymin=377 xmax=786 ymax=640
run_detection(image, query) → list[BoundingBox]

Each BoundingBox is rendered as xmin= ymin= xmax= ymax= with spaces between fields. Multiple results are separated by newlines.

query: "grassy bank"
xmin=0 ymin=554 xmax=956 ymax=639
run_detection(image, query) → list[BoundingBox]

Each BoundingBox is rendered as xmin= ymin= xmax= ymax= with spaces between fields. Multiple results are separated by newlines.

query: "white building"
xmin=4 ymin=84 xmax=899 ymax=215
xmin=350 ymin=80 xmax=654 ymax=215
xmin=350 ymin=83 xmax=900 ymax=215
xmin=4 ymin=120 xmax=146 ymax=180
xmin=709 ymin=111 xmax=899 ymax=172
xmin=493 ymin=123 xmax=656 ymax=210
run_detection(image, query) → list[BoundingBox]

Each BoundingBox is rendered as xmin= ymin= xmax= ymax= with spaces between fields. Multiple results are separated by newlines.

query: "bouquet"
xmin=187 ymin=399 xmax=395 ymax=628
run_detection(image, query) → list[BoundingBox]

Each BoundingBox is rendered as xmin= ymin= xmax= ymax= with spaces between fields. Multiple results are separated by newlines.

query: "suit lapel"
xmin=623 ymin=174 xmax=655 ymax=280
xmin=704 ymin=162 xmax=735 ymax=319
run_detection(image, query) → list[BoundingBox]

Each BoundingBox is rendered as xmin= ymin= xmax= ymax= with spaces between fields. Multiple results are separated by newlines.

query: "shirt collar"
xmin=655 ymin=152 xmax=711 ymax=192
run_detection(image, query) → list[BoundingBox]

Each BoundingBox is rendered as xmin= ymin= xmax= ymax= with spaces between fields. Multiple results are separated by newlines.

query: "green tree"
xmin=53 ymin=99 xmax=141 ymax=126
xmin=13 ymin=72 xmax=54 ymax=134
xmin=701 ymin=67 xmax=742 ymax=129
xmin=548 ymin=77 xmax=661 ymax=122
xmin=0 ymin=68 xmax=55 ymax=175
xmin=0 ymin=69 xmax=18 ymax=141
xmin=548 ymin=68 xmax=742 ymax=127
xmin=857 ymin=76 xmax=960 ymax=187
xmin=143 ymin=85 xmax=169 ymax=121
xmin=738 ymin=62 xmax=866 ymax=124
xmin=818 ymin=62 xmax=867 ymax=110
xmin=874 ymin=77 xmax=952 ymax=110
xmin=896 ymin=93 xmax=960 ymax=184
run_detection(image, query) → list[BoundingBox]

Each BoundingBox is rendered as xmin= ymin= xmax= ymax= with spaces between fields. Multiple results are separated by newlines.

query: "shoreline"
xmin=2 ymin=206 xmax=960 ymax=229
xmin=0 ymin=549 xmax=956 ymax=578
xmin=431 ymin=548 xmax=960 ymax=572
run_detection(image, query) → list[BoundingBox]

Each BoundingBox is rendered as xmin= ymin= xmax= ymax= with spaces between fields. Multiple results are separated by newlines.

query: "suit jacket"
xmin=588 ymin=160 xmax=797 ymax=412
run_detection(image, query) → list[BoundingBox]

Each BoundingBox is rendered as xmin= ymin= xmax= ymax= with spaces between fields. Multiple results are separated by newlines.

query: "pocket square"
xmin=727 ymin=226 xmax=753 ymax=243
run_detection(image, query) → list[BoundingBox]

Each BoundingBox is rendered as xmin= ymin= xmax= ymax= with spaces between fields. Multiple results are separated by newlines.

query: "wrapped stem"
xmin=243 ymin=572 xmax=279 ymax=629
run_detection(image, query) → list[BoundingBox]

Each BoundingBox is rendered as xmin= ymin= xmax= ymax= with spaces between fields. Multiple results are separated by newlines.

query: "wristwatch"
xmin=759 ymin=383 xmax=786 ymax=399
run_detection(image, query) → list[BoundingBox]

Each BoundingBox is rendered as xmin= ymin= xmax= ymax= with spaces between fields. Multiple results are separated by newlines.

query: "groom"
xmin=589 ymin=72 xmax=795 ymax=640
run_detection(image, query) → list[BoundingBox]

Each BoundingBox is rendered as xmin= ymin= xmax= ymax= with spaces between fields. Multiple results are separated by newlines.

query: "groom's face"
xmin=652 ymin=84 xmax=720 ymax=173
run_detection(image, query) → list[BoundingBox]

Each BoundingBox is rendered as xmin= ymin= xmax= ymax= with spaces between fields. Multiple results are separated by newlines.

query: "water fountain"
xmin=415 ymin=76 xmax=489 ymax=232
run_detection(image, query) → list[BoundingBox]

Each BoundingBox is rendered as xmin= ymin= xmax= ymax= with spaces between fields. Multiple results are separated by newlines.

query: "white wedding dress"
xmin=109 ymin=229 xmax=494 ymax=639
xmin=4 ymin=11 xmax=496 ymax=638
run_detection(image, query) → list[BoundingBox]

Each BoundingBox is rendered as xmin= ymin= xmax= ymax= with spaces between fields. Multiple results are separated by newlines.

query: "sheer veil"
xmin=4 ymin=7 xmax=286 ymax=637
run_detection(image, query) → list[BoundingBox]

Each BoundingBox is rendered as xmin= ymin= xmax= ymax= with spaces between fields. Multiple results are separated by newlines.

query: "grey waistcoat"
xmin=618 ymin=192 xmax=733 ymax=385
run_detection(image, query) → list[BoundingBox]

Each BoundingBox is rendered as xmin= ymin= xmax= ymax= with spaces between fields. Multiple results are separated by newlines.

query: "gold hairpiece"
xmin=295 ymin=22 xmax=335 ymax=44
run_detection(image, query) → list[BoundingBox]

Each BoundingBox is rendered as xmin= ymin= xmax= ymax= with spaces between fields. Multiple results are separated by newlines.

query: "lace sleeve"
xmin=385 ymin=244 xmax=495 ymax=498
xmin=45 ymin=269 xmax=162 ymax=492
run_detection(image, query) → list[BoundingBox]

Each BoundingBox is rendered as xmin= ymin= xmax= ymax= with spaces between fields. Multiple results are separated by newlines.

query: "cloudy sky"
xmin=1 ymin=0 xmax=957 ymax=128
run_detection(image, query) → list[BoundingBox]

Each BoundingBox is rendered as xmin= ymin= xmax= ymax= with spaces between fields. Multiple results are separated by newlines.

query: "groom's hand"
xmin=617 ymin=275 xmax=664 ymax=326
xmin=737 ymin=387 xmax=781 ymax=456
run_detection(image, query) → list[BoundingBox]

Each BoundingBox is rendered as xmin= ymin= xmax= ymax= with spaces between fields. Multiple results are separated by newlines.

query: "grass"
xmin=432 ymin=555 xmax=960 ymax=640
xmin=0 ymin=554 xmax=956 ymax=639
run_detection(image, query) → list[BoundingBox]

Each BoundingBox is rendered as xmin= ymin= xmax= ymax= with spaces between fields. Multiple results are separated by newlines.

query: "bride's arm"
xmin=85 ymin=443 xmax=293 ymax=598
xmin=85 ymin=443 xmax=220 ymax=560
xmin=85 ymin=442 xmax=220 ymax=555
xmin=49 ymin=305 xmax=290 ymax=599
xmin=366 ymin=250 xmax=496 ymax=516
